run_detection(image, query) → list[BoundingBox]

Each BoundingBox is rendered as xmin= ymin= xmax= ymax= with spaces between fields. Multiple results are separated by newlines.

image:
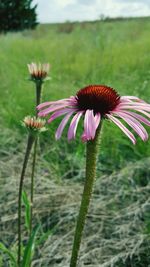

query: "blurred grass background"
xmin=1 ymin=17 xmax=150 ymax=175
xmin=1 ymin=17 xmax=150 ymax=266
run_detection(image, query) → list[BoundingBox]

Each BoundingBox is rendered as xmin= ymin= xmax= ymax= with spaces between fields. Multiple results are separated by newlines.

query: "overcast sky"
xmin=33 ymin=0 xmax=150 ymax=23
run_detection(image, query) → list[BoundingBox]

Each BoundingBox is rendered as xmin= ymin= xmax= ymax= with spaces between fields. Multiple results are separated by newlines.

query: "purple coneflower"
xmin=37 ymin=85 xmax=150 ymax=144
xmin=37 ymin=84 xmax=150 ymax=267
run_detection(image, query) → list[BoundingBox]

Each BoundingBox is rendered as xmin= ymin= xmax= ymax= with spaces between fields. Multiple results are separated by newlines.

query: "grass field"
xmin=1 ymin=17 xmax=150 ymax=173
xmin=1 ymin=17 xmax=150 ymax=266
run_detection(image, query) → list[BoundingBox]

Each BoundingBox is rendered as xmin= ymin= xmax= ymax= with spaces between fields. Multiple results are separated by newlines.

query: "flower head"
xmin=23 ymin=116 xmax=46 ymax=134
xmin=27 ymin=63 xmax=50 ymax=82
xmin=37 ymin=85 xmax=150 ymax=143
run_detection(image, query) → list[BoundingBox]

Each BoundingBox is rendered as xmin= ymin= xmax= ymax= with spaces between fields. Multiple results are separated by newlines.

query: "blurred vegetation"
xmin=0 ymin=17 xmax=150 ymax=266
xmin=0 ymin=0 xmax=38 ymax=33
xmin=1 ymin=17 xmax=150 ymax=175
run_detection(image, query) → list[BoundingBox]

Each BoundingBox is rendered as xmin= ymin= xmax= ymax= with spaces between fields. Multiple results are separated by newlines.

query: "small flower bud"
xmin=27 ymin=63 xmax=50 ymax=83
xmin=23 ymin=116 xmax=46 ymax=134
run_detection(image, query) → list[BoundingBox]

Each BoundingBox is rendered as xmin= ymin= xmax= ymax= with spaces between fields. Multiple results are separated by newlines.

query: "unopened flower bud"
xmin=23 ymin=116 xmax=46 ymax=134
xmin=27 ymin=63 xmax=50 ymax=83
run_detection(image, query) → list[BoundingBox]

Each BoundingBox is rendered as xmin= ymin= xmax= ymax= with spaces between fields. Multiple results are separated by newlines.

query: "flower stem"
xmin=18 ymin=134 xmax=35 ymax=266
xmin=30 ymin=81 xmax=42 ymax=236
xmin=36 ymin=81 xmax=42 ymax=110
xmin=70 ymin=123 xmax=102 ymax=267
xmin=30 ymin=137 xmax=37 ymax=235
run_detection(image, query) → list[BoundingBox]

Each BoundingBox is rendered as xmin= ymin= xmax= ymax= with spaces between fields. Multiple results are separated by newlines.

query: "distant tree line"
xmin=0 ymin=0 xmax=38 ymax=33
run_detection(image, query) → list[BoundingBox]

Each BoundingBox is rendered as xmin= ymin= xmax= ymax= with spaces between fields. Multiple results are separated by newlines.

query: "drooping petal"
xmin=94 ymin=113 xmax=101 ymax=129
xmin=120 ymin=96 xmax=145 ymax=102
xmin=107 ymin=114 xmax=136 ymax=144
xmin=82 ymin=110 xmax=91 ymax=141
xmin=136 ymin=110 xmax=150 ymax=119
xmin=37 ymin=96 xmax=77 ymax=111
xmin=37 ymin=102 xmax=53 ymax=110
xmin=82 ymin=110 xmax=99 ymax=141
xmin=48 ymin=108 xmax=76 ymax=123
xmin=89 ymin=110 xmax=98 ymax=139
xmin=55 ymin=111 xmax=74 ymax=140
xmin=37 ymin=99 xmax=71 ymax=110
xmin=117 ymin=111 xmax=150 ymax=126
xmin=68 ymin=111 xmax=83 ymax=140
xmin=116 ymin=103 xmax=150 ymax=111
xmin=81 ymin=110 xmax=90 ymax=141
xmin=114 ymin=112 xmax=148 ymax=141
xmin=85 ymin=110 xmax=94 ymax=140
xmin=38 ymin=103 xmax=70 ymax=117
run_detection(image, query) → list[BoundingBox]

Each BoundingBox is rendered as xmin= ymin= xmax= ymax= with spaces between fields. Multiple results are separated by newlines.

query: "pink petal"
xmin=89 ymin=110 xmax=97 ymax=139
xmin=115 ymin=112 xmax=148 ymax=141
xmin=136 ymin=110 xmax=150 ymax=119
xmin=82 ymin=111 xmax=91 ymax=141
xmin=116 ymin=104 xmax=150 ymax=111
xmin=68 ymin=111 xmax=83 ymax=140
xmin=37 ymin=96 xmax=77 ymax=111
xmin=84 ymin=110 xmax=93 ymax=140
xmin=37 ymin=99 xmax=71 ymax=110
xmin=48 ymin=108 xmax=76 ymax=123
xmin=120 ymin=96 xmax=144 ymax=102
xmin=55 ymin=111 xmax=74 ymax=140
xmin=37 ymin=101 xmax=53 ymax=110
xmin=82 ymin=110 xmax=99 ymax=141
xmin=38 ymin=103 xmax=70 ymax=117
xmin=118 ymin=111 xmax=150 ymax=126
xmin=95 ymin=113 xmax=101 ymax=129
xmin=107 ymin=114 xmax=136 ymax=144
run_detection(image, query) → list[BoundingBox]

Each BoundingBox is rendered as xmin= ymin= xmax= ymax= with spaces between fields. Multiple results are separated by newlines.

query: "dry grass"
xmin=1 ymin=128 xmax=150 ymax=266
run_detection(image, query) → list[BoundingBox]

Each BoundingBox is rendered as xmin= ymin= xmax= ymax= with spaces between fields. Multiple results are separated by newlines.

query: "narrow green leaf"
xmin=22 ymin=190 xmax=31 ymax=231
xmin=0 ymin=242 xmax=17 ymax=267
xmin=21 ymin=225 xmax=40 ymax=267
xmin=36 ymin=226 xmax=56 ymax=246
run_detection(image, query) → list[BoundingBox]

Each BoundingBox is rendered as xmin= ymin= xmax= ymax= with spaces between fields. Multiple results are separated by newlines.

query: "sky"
xmin=33 ymin=0 xmax=150 ymax=23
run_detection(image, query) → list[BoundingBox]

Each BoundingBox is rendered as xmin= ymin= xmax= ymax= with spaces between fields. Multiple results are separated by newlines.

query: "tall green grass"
xmin=1 ymin=18 xmax=150 ymax=267
xmin=1 ymin=17 xmax=150 ymax=175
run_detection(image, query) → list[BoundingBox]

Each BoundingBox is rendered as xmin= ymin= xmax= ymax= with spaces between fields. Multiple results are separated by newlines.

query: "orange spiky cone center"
xmin=76 ymin=85 xmax=120 ymax=114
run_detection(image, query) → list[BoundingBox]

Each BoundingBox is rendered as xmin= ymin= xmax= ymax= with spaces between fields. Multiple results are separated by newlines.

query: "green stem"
xmin=30 ymin=137 xmax=37 ymax=235
xmin=30 ymin=81 xmax=42 ymax=236
xmin=70 ymin=123 xmax=102 ymax=267
xmin=36 ymin=82 xmax=42 ymax=111
xmin=18 ymin=134 xmax=35 ymax=266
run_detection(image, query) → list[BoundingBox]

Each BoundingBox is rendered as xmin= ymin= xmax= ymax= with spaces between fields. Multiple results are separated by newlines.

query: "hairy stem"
xmin=18 ymin=134 xmax=35 ymax=266
xmin=70 ymin=123 xmax=102 ymax=267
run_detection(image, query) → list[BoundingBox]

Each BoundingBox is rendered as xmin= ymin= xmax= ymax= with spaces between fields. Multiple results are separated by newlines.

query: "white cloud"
xmin=56 ymin=0 xmax=76 ymax=8
xmin=76 ymin=0 xmax=97 ymax=5
xmin=116 ymin=0 xmax=150 ymax=4
xmin=34 ymin=0 xmax=150 ymax=23
xmin=94 ymin=0 xmax=150 ymax=18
